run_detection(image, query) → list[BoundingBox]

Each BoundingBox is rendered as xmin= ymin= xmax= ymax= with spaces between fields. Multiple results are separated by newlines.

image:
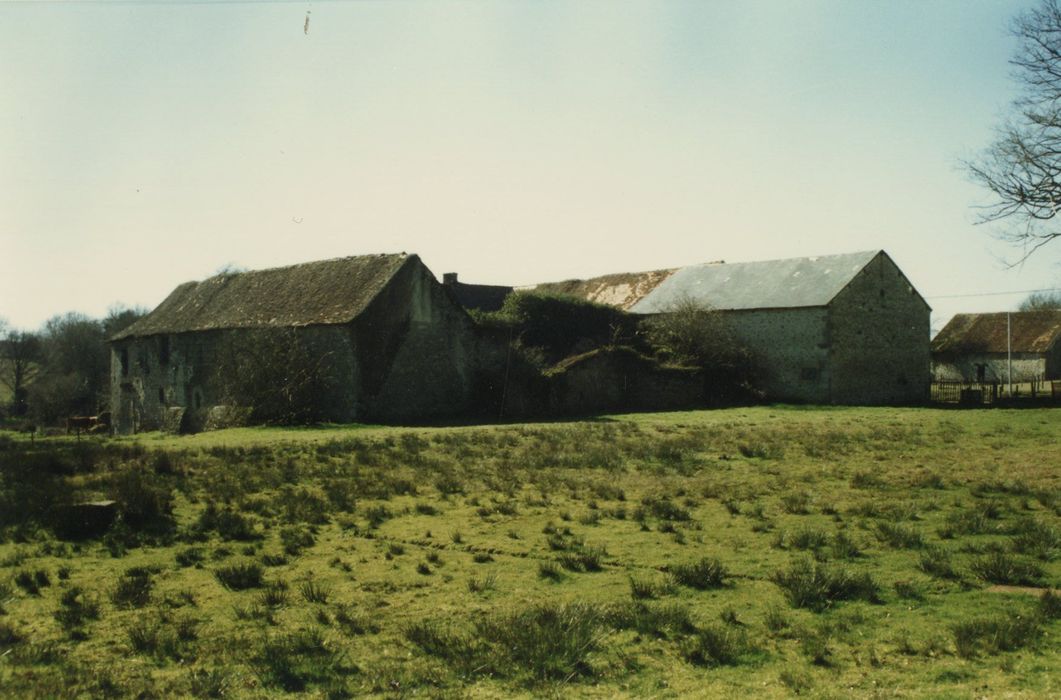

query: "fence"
xmin=930 ymin=380 xmax=1061 ymax=406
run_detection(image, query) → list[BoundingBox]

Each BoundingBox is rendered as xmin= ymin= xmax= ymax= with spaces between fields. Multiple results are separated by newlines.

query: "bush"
xmin=480 ymin=602 xmax=608 ymax=682
xmin=112 ymin=567 xmax=154 ymax=608
xmin=680 ymin=623 xmax=752 ymax=667
xmin=969 ymin=551 xmax=1044 ymax=585
xmin=670 ymin=557 xmax=728 ymax=589
xmin=771 ymin=558 xmax=880 ymax=612
xmin=953 ymin=613 xmax=1041 ymax=658
xmin=214 ymin=560 xmax=264 ymax=590
xmin=875 ymin=522 xmax=924 ymax=549
xmin=253 ymin=629 xmax=346 ymax=691
xmin=486 ymin=290 xmax=638 ymax=365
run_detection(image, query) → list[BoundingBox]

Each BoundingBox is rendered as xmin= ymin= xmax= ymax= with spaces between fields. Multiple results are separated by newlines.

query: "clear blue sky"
xmin=1 ymin=0 xmax=1057 ymax=335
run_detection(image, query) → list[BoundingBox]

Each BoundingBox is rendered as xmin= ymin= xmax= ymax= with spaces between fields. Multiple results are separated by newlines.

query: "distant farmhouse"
xmin=532 ymin=250 xmax=931 ymax=405
xmin=931 ymin=311 xmax=1061 ymax=384
xmin=110 ymin=254 xmax=479 ymax=434
xmin=110 ymin=249 xmax=931 ymax=434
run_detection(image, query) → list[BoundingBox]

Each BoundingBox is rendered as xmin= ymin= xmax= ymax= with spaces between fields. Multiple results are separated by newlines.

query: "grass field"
xmin=0 ymin=406 xmax=1059 ymax=698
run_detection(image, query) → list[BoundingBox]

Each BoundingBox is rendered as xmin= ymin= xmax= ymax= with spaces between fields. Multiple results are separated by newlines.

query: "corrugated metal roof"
xmin=112 ymin=253 xmax=410 ymax=339
xmin=631 ymin=250 xmax=881 ymax=313
xmin=931 ymin=311 xmax=1061 ymax=355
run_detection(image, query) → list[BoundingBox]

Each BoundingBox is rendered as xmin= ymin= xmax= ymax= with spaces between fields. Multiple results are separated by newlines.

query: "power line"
xmin=925 ymin=287 xmax=1061 ymax=300
xmin=0 ymin=0 xmax=358 ymax=5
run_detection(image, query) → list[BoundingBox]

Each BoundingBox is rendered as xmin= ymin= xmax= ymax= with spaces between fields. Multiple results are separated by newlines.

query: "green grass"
xmin=0 ymin=406 xmax=1059 ymax=697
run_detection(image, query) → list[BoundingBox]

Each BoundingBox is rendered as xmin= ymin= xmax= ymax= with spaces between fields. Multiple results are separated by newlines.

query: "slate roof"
xmin=534 ymin=251 xmax=883 ymax=313
xmin=931 ymin=311 xmax=1061 ymax=355
xmin=112 ymin=253 xmax=410 ymax=339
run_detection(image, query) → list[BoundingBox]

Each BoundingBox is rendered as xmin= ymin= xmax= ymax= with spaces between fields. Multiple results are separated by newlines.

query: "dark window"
xmin=120 ymin=349 xmax=129 ymax=377
xmin=159 ymin=336 xmax=170 ymax=365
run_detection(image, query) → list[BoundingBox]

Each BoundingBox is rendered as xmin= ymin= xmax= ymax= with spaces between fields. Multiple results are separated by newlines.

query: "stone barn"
xmin=536 ymin=250 xmax=930 ymax=405
xmin=931 ymin=311 xmax=1061 ymax=383
xmin=109 ymin=254 xmax=478 ymax=434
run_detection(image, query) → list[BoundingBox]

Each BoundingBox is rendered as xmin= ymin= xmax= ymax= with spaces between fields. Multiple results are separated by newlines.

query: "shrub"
xmin=334 ymin=606 xmax=380 ymax=636
xmin=175 ymin=547 xmax=206 ymax=568
xmin=253 ymin=629 xmax=346 ymax=691
xmin=970 ymin=551 xmax=1044 ymax=585
xmin=1011 ymin=518 xmax=1059 ymax=561
xmin=54 ymin=587 xmax=101 ymax=634
xmin=299 ymin=579 xmax=329 ymax=604
xmin=480 ymin=602 xmax=608 ymax=682
xmin=629 ymin=574 xmax=669 ymax=600
xmin=640 ymin=495 xmax=691 ymax=521
xmin=1039 ymin=590 xmax=1061 ymax=620
xmin=197 ymin=502 xmax=258 ymax=541
xmin=557 ymin=544 xmax=606 ymax=573
xmin=680 ymin=623 xmax=751 ymax=667
xmin=468 ymin=573 xmax=497 ymax=593
xmin=257 ymin=582 xmax=289 ymax=609
xmin=771 ymin=558 xmax=880 ymax=612
xmin=875 ymin=522 xmax=924 ymax=549
xmin=918 ymin=546 xmax=961 ymax=580
xmin=13 ymin=568 xmax=50 ymax=596
xmin=609 ymin=601 xmax=696 ymax=638
xmin=953 ymin=613 xmax=1041 ymax=658
xmin=830 ymin=531 xmax=863 ymax=559
xmin=112 ymin=567 xmax=154 ymax=608
xmin=538 ymin=561 xmax=563 ymax=581
xmin=780 ymin=491 xmax=811 ymax=515
xmin=280 ymin=526 xmax=315 ymax=556
xmin=670 ymin=557 xmax=728 ymax=589
xmin=215 ymin=560 xmax=264 ymax=590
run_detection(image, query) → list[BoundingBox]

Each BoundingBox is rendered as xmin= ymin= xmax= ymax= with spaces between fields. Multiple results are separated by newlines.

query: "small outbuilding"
xmin=931 ymin=311 xmax=1061 ymax=384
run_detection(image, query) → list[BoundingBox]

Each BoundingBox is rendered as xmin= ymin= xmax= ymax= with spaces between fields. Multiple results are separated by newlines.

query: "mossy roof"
xmin=112 ymin=253 xmax=410 ymax=339
xmin=931 ymin=311 xmax=1061 ymax=355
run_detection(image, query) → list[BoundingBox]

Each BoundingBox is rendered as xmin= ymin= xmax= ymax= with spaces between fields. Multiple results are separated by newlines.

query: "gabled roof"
xmin=534 ymin=251 xmax=883 ymax=313
xmin=112 ymin=253 xmax=410 ymax=340
xmin=931 ymin=311 xmax=1061 ymax=355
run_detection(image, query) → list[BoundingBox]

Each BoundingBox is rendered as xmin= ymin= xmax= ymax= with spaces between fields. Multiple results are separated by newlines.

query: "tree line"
xmin=0 ymin=308 xmax=144 ymax=426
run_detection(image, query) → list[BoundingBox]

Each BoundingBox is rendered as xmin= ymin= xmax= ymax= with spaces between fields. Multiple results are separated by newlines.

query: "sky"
xmin=2 ymin=0 xmax=1059 ymax=336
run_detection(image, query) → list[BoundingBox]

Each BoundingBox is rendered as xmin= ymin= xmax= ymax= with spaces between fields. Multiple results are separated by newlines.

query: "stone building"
xmin=535 ymin=250 xmax=931 ymax=405
xmin=931 ymin=311 xmax=1061 ymax=384
xmin=109 ymin=254 xmax=478 ymax=434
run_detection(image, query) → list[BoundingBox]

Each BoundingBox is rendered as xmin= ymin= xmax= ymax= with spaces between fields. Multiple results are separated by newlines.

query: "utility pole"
xmin=1007 ymin=312 xmax=1013 ymax=397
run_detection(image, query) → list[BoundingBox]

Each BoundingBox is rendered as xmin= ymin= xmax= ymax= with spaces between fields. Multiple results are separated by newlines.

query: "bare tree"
xmin=1019 ymin=289 xmax=1061 ymax=310
xmin=0 ymin=321 xmax=42 ymax=417
xmin=213 ymin=328 xmax=342 ymax=425
xmin=967 ymin=0 xmax=1061 ymax=262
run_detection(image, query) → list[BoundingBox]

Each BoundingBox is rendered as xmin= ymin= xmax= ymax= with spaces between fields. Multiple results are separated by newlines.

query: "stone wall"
xmin=932 ymin=354 xmax=1046 ymax=383
xmin=111 ymin=326 xmax=360 ymax=434
xmin=828 ymin=253 xmax=931 ymax=404
xmin=722 ymin=307 xmax=831 ymax=403
xmin=548 ymin=347 xmax=702 ymax=415
xmin=352 ymin=257 xmax=477 ymax=421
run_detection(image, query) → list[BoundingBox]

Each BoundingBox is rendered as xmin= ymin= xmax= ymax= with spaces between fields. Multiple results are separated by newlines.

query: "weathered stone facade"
xmin=110 ymin=255 xmax=478 ymax=434
xmin=828 ymin=253 xmax=931 ymax=404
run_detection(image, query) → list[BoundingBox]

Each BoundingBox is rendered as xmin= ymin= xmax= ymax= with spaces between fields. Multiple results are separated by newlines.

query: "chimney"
xmin=443 ymin=272 xmax=458 ymax=285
